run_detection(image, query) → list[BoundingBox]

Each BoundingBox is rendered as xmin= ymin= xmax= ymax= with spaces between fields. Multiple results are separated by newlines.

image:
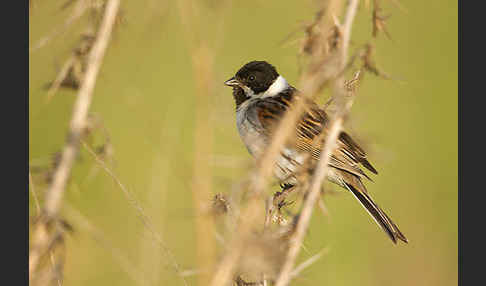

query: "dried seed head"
xmin=212 ymin=193 xmax=230 ymax=215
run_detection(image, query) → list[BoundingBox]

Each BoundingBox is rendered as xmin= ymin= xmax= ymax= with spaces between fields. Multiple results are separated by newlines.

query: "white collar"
xmin=261 ymin=75 xmax=288 ymax=98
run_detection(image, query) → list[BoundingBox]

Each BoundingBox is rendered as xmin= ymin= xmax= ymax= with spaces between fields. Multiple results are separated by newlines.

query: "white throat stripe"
xmin=263 ymin=75 xmax=288 ymax=97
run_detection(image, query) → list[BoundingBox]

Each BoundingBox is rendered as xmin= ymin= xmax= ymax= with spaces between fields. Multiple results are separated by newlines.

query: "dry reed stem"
xmin=341 ymin=0 xmax=359 ymax=60
xmin=177 ymin=1 xmax=233 ymax=284
xmin=81 ymin=142 xmax=189 ymax=286
xmin=29 ymin=0 xmax=120 ymax=281
xmin=191 ymin=48 xmax=217 ymax=286
xmin=276 ymin=70 xmax=360 ymax=285
xmin=275 ymin=72 xmax=359 ymax=286
xmin=210 ymin=1 xmax=347 ymax=285
xmin=30 ymin=171 xmax=62 ymax=286
xmin=274 ymin=1 xmax=360 ymax=284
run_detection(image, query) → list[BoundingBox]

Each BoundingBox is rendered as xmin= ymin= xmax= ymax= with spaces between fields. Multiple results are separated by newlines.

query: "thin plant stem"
xmin=81 ymin=141 xmax=188 ymax=286
xmin=29 ymin=0 xmax=121 ymax=281
xmin=274 ymin=1 xmax=360 ymax=285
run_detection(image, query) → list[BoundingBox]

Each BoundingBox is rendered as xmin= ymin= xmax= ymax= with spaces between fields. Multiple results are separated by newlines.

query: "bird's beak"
xmin=224 ymin=77 xmax=240 ymax=87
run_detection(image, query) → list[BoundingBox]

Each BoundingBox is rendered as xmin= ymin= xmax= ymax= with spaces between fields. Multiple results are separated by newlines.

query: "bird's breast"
xmin=236 ymin=102 xmax=267 ymax=157
xmin=236 ymin=101 xmax=308 ymax=185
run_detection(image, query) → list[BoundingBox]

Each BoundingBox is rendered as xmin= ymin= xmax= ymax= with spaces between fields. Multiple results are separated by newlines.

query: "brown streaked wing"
xmin=253 ymin=87 xmax=377 ymax=181
xmin=288 ymin=95 xmax=376 ymax=181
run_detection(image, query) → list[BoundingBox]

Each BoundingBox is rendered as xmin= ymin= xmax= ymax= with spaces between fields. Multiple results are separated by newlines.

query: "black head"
xmin=225 ymin=61 xmax=279 ymax=95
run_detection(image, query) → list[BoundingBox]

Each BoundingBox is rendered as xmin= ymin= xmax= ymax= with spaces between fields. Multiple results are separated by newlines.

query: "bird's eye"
xmin=249 ymin=75 xmax=255 ymax=81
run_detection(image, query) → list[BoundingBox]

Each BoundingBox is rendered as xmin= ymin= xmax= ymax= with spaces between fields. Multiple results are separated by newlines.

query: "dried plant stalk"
xmin=275 ymin=70 xmax=361 ymax=286
xmin=29 ymin=0 xmax=120 ymax=282
xmin=274 ymin=1 xmax=361 ymax=285
xmin=177 ymin=0 xmax=217 ymax=284
xmin=209 ymin=0 xmax=366 ymax=285
xmin=210 ymin=1 xmax=349 ymax=285
xmin=177 ymin=0 xmax=233 ymax=284
xmin=190 ymin=45 xmax=217 ymax=286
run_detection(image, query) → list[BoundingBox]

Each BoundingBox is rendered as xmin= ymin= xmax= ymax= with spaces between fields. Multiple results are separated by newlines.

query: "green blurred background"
xmin=29 ymin=0 xmax=457 ymax=285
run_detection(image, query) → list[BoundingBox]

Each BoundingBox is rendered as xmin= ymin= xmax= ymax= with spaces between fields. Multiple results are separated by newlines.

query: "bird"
xmin=224 ymin=60 xmax=408 ymax=244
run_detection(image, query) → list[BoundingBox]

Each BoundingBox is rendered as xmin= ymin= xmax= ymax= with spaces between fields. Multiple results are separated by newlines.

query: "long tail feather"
xmin=344 ymin=182 xmax=408 ymax=244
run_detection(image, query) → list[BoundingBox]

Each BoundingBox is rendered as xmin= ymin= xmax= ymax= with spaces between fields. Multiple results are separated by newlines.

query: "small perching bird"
xmin=224 ymin=60 xmax=408 ymax=244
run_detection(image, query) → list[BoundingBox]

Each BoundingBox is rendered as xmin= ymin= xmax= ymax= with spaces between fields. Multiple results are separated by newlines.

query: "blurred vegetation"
xmin=29 ymin=0 xmax=457 ymax=285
